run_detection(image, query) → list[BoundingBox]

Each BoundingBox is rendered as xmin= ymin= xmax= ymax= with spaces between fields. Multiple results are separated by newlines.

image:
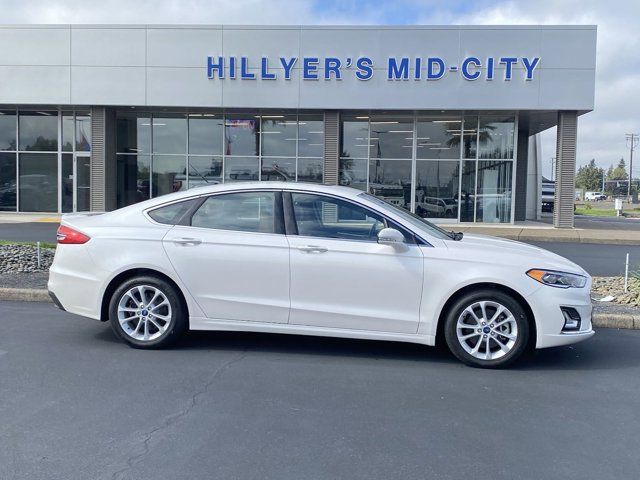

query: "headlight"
xmin=526 ymin=269 xmax=587 ymax=288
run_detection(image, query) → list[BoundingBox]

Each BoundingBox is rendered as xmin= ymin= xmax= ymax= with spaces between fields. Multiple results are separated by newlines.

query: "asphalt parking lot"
xmin=1 ymin=301 xmax=639 ymax=480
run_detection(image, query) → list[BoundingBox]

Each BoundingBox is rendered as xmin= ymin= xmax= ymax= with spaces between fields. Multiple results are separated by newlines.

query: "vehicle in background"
xmin=585 ymin=191 xmax=606 ymax=201
xmin=416 ymin=197 xmax=458 ymax=218
xmin=368 ymin=184 xmax=406 ymax=207
xmin=541 ymin=177 xmax=555 ymax=213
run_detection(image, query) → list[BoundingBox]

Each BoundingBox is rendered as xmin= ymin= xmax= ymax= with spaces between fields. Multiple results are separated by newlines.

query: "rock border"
xmin=1 ymin=287 xmax=639 ymax=330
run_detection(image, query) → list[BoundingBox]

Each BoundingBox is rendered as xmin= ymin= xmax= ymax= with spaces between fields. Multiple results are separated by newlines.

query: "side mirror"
xmin=377 ymin=228 xmax=405 ymax=246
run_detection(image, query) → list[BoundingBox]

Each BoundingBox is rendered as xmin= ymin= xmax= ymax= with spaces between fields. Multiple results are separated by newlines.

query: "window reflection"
xmin=462 ymin=116 xmax=478 ymax=159
xmin=188 ymin=114 xmax=223 ymax=155
xmin=152 ymin=155 xmax=187 ymax=197
xmin=340 ymin=115 xmax=369 ymax=159
xmin=261 ymin=157 xmax=296 ymax=181
xmin=415 ymin=160 xmax=459 ymax=219
xmin=19 ymin=112 xmax=58 ymax=151
xmin=459 ymin=160 xmax=476 ymax=222
xmin=62 ymin=112 xmax=74 ymax=152
xmin=117 ymin=114 xmax=151 ymax=154
xmin=116 ymin=155 xmax=150 ymax=208
xmin=18 ymin=153 xmax=58 ymax=212
xmin=0 ymin=111 xmax=16 ymax=151
xmin=297 ymin=158 xmax=323 ymax=183
xmin=225 ymin=116 xmax=259 ymax=156
xmin=188 ymin=156 xmax=222 ymax=187
xmin=368 ymin=158 xmax=411 ymax=209
xmin=298 ymin=116 xmax=323 ymax=157
xmin=153 ymin=116 xmax=187 ymax=154
xmin=224 ymin=157 xmax=259 ymax=182
xmin=369 ymin=116 xmax=412 ymax=160
xmin=75 ymin=114 xmax=91 ymax=152
xmin=0 ymin=152 xmax=16 ymax=211
xmin=261 ymin=115 xmax=297 ymax=157
xmin=339 ymin=158 xmax=367 ymax=190
xmin=416 ymin=118 xmax=461 ymax=160
xmin=478 ymin=116 xmax=515 ymax=159
xmin=476 ymin=160 xmax=513 ymax=222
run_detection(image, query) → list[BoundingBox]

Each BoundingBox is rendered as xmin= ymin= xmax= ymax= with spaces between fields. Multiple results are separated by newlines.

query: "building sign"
xmin=206 ymin=56 xmax=540 ymax=82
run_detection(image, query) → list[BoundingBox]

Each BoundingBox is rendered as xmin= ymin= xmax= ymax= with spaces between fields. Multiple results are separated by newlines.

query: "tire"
xmin=444 ymin=289 xmax=530 ymax=368
xmin=109 ymin=275 xmax=187 ymax=349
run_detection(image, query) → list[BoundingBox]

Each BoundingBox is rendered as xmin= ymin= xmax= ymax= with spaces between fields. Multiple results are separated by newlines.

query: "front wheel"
xmin=109 ymin=275 xmax=187 ymax=349
xmin=444 ymin=289 xmax=530 ymax=368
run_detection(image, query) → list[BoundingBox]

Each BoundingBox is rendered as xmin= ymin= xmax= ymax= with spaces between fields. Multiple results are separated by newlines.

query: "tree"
xmin=575 ymin=158 xmax=604 ymax=191
xmin=608 ymin=157 xmax=629 ymax=180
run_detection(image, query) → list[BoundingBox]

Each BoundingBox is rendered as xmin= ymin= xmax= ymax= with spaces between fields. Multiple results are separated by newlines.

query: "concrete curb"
xmin=0 ymin=287 xmax=50 ymax=303
xmin=1 ymin=287 xmax=639 ymax=329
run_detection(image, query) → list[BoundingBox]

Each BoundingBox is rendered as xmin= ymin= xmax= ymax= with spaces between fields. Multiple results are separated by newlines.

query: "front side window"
xmin=291 ymin=193 xmax=385 ymax=241
xmin=191 ymin=191 xmax=276 ymax=234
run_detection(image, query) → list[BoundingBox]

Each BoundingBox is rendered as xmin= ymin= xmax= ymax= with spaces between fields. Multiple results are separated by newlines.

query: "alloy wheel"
xmin=456 ymin=300 xmax=518 ymax=361
xmin=117 ymin=285 xmax=173 ymax=342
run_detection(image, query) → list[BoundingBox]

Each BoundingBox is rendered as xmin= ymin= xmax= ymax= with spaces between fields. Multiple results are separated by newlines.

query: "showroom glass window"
xmin=0 ymin=110 xmax=93 ymax=213
xmin=61 ymin=111 xmax=92 ymax=213
xmin=18 ymin=112 xmax=59 ymax=212
xmin=0 ymin=111 xmax=17 ymax=211
xmin=337 ymin=112 xmax=516 ymax=223
xmin=471 ymin=115 xmax=515 ymax=223
xmin=415 ymin=117 xmax=461 ymax=220
xmin=115 ymin=111 xmax=325 ymax=208
xmin=339 ymin=114 xmax=369 ymax=192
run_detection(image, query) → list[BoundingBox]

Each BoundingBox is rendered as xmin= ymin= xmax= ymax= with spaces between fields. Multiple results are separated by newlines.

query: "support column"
xmin=553 ymin=111 xmax=578 ymax=228
xmin=514 ymin=128 xmax=529 ymax=221
xmin=90 ymin=107 xmax=117 ymax=211
xmin=323 ymin=110 xmax=339 ymax=185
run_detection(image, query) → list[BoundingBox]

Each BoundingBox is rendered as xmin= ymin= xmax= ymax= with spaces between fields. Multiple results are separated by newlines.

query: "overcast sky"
xmin=2 ymin=0 xmax=638 ymax=179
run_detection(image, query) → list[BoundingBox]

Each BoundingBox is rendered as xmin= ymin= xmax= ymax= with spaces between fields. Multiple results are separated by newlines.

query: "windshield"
xmin=358 ymin=192 xmax=455 ymax=240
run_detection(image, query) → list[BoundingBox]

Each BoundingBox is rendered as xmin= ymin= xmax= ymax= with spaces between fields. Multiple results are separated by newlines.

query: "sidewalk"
xmin=439 ymin=221 xmax=640 ymax=245
xmin=0 ymin=213 xmax=61 ymax=223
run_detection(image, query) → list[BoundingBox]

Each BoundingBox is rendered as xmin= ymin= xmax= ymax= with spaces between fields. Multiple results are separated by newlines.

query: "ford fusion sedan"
xmin=48 ymin=183 xmax=594 ymax=368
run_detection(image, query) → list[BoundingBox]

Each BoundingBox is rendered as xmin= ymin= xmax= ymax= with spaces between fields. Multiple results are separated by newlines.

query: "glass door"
xmin=61 ymin=154 xmax=90 ymax=212
xmin=76 ymin=155 xmax=91 ymax=211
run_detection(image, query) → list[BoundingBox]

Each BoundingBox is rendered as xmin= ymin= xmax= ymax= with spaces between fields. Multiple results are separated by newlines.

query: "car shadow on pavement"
xmin=92 ymin=326 xmax=640 ymax=371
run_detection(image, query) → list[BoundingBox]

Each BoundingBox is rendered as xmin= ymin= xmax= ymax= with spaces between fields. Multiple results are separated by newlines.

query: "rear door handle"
xmin=173 ymin=237 xmax=202 ymax=246
xmin=297 ymin=245 xmax=328 ymax=253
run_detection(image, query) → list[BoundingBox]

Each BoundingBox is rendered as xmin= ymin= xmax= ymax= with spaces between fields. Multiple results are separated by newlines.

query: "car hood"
xmin=452 ymin=233 xmax=587 ymax=275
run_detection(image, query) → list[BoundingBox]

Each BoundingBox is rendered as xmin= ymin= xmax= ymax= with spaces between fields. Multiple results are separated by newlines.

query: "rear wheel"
xmin=444 ymin=289 xmax=530 ymax=368
xmin=109 ymin=275 xmax=186 ymax=349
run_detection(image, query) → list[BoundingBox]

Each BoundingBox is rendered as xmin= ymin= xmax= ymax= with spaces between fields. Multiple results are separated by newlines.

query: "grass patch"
xmin=0 ymin=240 xmax=57 ymax=249
xmin=574 ymin=208 xmax=619 ymax=217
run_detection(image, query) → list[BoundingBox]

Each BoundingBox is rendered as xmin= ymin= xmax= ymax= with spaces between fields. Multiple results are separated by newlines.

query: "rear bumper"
xmin=48 ymin=289 xmax=65 ymax=311
xmin=47 ymin=245 xmax=104 ymax=320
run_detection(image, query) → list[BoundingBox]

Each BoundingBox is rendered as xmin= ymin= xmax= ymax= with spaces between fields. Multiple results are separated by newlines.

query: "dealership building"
xmin=0 ymin=24 xmax=596 ymax=227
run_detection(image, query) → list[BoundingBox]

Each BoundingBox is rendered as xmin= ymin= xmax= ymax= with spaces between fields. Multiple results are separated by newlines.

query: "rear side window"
xmin=148 ymin=198 xmax=199 ymax=225
xmin=191 ymin=191 xmax=276 ymax=234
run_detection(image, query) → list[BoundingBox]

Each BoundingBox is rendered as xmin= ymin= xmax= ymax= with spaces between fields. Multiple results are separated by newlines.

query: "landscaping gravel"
xmin=0 ymin=244 xmax=55 ymax=274
xmin=591 ymin=276 xmax=640 ymax=307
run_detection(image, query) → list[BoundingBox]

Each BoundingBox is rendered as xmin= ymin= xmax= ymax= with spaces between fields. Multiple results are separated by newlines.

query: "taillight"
xmin=57 ymin=225 xmax=90 ymax=244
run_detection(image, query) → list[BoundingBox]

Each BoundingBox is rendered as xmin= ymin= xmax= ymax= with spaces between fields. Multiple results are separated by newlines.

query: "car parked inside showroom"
xmin=48 ymin=183 xmax=594 ymax=368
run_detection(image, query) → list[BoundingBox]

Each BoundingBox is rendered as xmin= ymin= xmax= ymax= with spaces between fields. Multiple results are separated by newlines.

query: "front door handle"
xmin=297 ymin=245 xmax=328 ymax=253
xmin=173 ymin=237 xmax=202 ymax=246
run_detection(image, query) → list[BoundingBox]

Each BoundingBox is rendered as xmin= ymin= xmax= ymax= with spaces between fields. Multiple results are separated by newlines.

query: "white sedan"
xmin=48 ymin=182 xmax=594 ymax=368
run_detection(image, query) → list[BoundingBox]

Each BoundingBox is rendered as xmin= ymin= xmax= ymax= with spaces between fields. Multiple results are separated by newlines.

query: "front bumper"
xmin=527 ymin=282 xmax=595 ymax=349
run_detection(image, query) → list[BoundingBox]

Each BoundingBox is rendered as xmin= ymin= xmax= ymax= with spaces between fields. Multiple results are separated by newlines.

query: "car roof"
xmin=121 ymin=182 xmax=368 ymax=213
